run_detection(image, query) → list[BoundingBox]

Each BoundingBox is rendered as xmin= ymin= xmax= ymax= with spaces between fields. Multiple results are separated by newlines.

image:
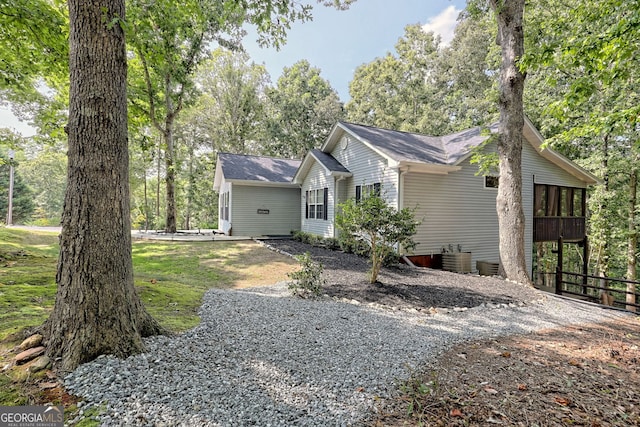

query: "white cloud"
xmin=422 ymin=5 xmax=461 ymax=47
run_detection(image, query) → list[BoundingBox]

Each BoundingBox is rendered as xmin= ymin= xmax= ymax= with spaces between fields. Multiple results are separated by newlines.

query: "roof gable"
xmin=214 ymin=153 xmax=301 ymax=190
xmin=320 ymin=120 xmax=597 ymax=184
xmin=326 ymin=122 xmax=488 ymax=167
xmin=293 ymin=149 xmax=351 ymax=184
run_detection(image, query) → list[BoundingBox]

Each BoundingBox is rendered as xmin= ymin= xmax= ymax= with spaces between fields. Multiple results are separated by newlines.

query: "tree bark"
xmin=627 ymin=165 xmax=637 ymax=311
xmin=45 ymin=0 xmax=164 ymax=373
xmin=490 ymin=0 xmax=532 ymax=286
xmin=164 ymin=125 xmax=177 ymax=233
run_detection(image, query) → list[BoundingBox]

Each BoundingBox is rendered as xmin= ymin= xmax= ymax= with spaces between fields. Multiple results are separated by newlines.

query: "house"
xmin=217 ymin=119 xmax=598 ymax=275
xmin=213 ymin=153 xmax=301 ymax=236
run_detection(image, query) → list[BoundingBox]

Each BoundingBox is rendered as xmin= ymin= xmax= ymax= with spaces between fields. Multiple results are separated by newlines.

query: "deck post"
xmin=555 ymin=236 xmax=564 ymax=295
xmin=582 ymin=236 xmax=589 ymax=295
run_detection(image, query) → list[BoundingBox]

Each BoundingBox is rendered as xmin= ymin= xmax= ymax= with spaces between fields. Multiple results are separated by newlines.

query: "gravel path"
xmin=64 ymin=242 xmax=631 ymax=426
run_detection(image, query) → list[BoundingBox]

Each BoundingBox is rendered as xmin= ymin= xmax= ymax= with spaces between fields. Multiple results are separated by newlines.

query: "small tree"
xmin=287 ymin=252 xmax=325 ymax=298
xmin=336 ymin=193 xmax=420 ymax=283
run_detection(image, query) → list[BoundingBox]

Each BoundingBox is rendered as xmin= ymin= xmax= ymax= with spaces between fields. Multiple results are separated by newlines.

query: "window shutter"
xmin=323 ymin=187 xmax=328 ymax=220
xmin=373 ymin=182 xmax=381 ymax=196
xmin=305 ymin=190 xmax=309 ymax=219
xmin=355 ymin=185 xmax=361 ymax=202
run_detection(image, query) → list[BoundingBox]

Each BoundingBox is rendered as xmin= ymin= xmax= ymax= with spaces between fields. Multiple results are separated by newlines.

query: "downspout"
xmin=397 ymin=166 xmax=409 ymax=253
xmin=333 ymin=175 xmax=347 ymax=239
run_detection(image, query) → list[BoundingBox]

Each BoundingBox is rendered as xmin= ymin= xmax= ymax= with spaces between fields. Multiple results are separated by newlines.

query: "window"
xmin=484 ymin=175 xmax=499 ymax=189
xmin=305 ymin=188 xmax=327 ymax=220
xmin=355 ymin=182 xmax=381 ymax=202
xmin=220 ymin=192 xmax=229 ymax=221
xmin=534 ymin=184 xmax=585 ymax=217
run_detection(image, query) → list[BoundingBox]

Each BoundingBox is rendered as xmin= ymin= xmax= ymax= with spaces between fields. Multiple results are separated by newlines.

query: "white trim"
xmin=222 ymin=179 xmax=300 ymax=188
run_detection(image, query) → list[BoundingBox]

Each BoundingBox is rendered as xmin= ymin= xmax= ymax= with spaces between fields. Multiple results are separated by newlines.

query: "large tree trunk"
xmin=45 ymin=0 xmax=164 ymax=373
xmin=490 ymin=0 xmax=531 ymax=286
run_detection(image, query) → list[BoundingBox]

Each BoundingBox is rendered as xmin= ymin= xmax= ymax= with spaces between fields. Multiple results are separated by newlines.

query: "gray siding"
xmin=404 ymin=139 xmax=588 ymax=275
xmin=404 ymin=158 xmax=500 ymax=268
xmin=230 ymin=184 xmax=300 ymax=236
xmin=301 ymin=162 xmax=334 ymax=237
xmin=301 ymin=134 xmax=401 ymax=238
xmin=331 ymin=134 xmax=399 ymax=206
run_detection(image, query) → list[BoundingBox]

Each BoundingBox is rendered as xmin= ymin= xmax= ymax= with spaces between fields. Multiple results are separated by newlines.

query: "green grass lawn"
xmin=0 ymin=227 xmax=298 ymax=407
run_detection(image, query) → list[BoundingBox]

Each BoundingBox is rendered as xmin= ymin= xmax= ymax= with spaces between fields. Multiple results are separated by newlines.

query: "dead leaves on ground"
xmin=370 ymin=318 xmax=640 ymax=426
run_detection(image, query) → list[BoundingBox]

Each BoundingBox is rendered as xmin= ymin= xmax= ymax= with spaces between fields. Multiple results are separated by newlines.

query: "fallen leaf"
xmin=569 ymin=359 xmax=580 ymax=366
xmin=456 ymin=353 xmax=467 ymax=360
xmin=39 ymin=382 xmax=58 ymax=389
xmin=484 ymin=386 xmax=499 ymax=395
xmin=501 ymin=351 xmax=511 ymax=358
xmin=518 ymin=383 xmax=528 ymax=391
xmin=450 ymin=408 xmax=464 ymax=418
xmin=554 ymin=396 xmax=571 ymax=406
xmin=356 ymin=387 xmax=365 ymax=392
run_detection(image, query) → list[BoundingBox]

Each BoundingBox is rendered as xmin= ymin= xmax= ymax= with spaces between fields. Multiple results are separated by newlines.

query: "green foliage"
xmin=0 ymin=1 xmax=70 ymax=141
xmin=0 ymin=153 xmax=35 ymax=224
xmin=265 ymin=60 xmax=344 ymax=158
xmin=469 ymin=131 xmax=500 ymax=176
xmin=336 ymin=192 xmax=420 ymax=283
xmin=191 ymin=49 xmax=269 ymax=155
xmin=287 ymin=252 xmax=325 ymax=298
xmin=292 ymin=230 xmax=341 ymax=251
xmin=18 ymin=142 xmax=67 ymax=223
xmin=346 ymin=18 xmax=499 ymax=135
xmin=399 ymin=371 xmax=439 ymax=421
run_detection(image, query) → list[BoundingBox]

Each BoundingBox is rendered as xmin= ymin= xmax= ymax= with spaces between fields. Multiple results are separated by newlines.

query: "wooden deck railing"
xmin=533 ymin=216 xmax=586 ymax=242
xmin=554 ymin=270 xmax=640 ymax=313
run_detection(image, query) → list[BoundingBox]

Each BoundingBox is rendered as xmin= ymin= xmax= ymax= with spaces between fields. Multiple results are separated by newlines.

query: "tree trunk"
xmin=156 ymin=137 xmax=161 ymax=229
xmin=144 ymin=168 xmax=149 ymax=231
xmin=45 ymin=0 xmax=163 ymax=373
xmin=627 ymin=166 xmax=637 ymax=311
xmin=164 ymin=124 xmax=177 ymax=233
xmin=596 ymin=134 xmax=610 ymax=290
xmin=490 ymin=0 xmax=531 ymax=286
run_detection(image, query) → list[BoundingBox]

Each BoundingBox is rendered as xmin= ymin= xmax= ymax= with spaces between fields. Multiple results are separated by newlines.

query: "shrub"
xmin=287 ymin=252 xmax=325 ymax=298
xmin=336 ymin=193 xmax=420 ymax=283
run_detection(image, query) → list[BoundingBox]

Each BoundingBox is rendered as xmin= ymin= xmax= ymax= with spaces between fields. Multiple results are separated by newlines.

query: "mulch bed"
xmin=262 ymin=239 xmax=543 ymax=311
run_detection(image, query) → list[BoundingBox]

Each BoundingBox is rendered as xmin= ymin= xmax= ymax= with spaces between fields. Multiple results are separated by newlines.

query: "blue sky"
xmin=0 ymin=0 xmax=467 ymax=137
xmin=243 ymin=0 xmax=467 ymax=101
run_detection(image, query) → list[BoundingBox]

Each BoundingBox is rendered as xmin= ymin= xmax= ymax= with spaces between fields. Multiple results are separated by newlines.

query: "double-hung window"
xmin=305 ymin=188 xmax=328 ymax=220
xmin=355 ymin=182 xmax=381 ymax=202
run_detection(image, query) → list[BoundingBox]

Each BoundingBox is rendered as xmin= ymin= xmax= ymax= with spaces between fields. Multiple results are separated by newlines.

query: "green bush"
xmin=336 ymin=192 xmax=420 ymax=283
xmin=287 ymin=252 xmax=325 ymax=298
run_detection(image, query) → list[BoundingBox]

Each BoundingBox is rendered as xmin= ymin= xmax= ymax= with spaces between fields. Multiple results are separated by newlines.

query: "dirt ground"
xmin=368 ymin=317 xmax=640 ymax=427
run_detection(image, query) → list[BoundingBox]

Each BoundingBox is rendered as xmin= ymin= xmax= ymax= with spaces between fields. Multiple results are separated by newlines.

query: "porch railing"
xmin=554 ymin=269 xmax=640 ymax=313
xmin=533 ymin=216 xmax=586 ymax=242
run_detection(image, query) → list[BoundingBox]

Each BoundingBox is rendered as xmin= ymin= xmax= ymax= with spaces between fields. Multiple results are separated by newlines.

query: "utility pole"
xmin=7 ymin=149 xmax=14 ymax=225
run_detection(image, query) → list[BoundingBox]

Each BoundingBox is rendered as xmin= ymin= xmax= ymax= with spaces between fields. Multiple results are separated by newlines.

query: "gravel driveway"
xmin=64 ymin=240 xmax=631 ymax=426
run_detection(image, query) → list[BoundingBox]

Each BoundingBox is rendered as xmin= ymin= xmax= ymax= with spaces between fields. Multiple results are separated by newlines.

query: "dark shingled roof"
xmin=310 ymin=149 xmax=350 ymax=173
xmin=339 ymin=122 xmax=495 ymax=165
xmin=218 ymin=153 xmax=301 ymax=183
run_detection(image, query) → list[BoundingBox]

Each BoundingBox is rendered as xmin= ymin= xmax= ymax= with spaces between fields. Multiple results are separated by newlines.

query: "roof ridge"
xmin=339 ymin=121 xmax=440 ymax=138
xmin=218 ymin=152 xmax=301 ymax=162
